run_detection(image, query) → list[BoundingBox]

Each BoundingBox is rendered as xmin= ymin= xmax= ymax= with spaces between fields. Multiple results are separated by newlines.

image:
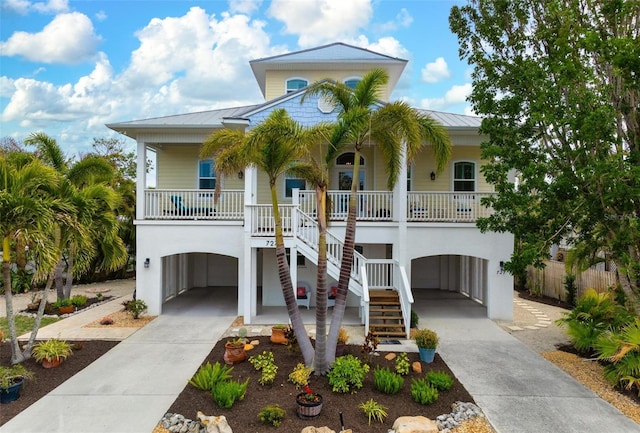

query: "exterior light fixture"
xmin=498 ymin=261 xmax=505 ymax=274
xmin=238 ymin=171 xmax=244 ymax=180
xmin=430 ymin=171 xmax=436 ymax=181
xmin=144 ymin=258 xmax=150 ymax=269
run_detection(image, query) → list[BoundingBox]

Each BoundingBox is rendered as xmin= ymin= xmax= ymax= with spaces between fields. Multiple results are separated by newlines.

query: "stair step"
xmin=369 ymin=307 xmax=402 ymax=313
xmin=369 ymin=323 xmax=405 ymax=329
xmin=373 ymin=331 xmax=407 ymax=338
xmin=369 ymin=300 xmax=400 ymax=306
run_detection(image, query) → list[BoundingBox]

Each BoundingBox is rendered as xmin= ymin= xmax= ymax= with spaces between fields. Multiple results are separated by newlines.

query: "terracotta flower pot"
xmin=58 ymin=305 xmax=74 ymax=315
xmin=42 ymin=357 xmax=62 ymax=369
xmin=270 ymin=327 xmax=288 ymax=345
xmin=223 ymin=343 xmax=247 ymax=365
xmin=296 ymin=392 xmax=323 ymax=419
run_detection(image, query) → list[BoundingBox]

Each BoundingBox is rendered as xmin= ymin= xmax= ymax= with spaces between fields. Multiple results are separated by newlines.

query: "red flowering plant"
xmin=302 ymin=385 xmax=320 ymax=403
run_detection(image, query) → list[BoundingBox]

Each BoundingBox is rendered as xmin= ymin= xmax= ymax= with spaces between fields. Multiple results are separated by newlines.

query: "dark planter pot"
xmin=223 ymin=343 xmax=247 ymax=365
xmin=1 ymin=380 xmax=24 ymax=404
xmin=296 ymin=393 xmax=323 ymax=419
xmin=42 ymin=357 xmax=62 ymax=369
xmin=418 ymin=347 xmax=436 ymax=363
xmin=335 ymin=343 xmax=346 ymax=357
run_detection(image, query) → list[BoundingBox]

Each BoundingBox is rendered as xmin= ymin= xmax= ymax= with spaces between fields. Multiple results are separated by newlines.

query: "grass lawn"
xmin=0 ymin=315 xmax=59 ymax=337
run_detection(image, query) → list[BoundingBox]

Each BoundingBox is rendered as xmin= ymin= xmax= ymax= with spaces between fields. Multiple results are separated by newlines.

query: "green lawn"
xmin=0 ymin=316 xmax=60 ymax=338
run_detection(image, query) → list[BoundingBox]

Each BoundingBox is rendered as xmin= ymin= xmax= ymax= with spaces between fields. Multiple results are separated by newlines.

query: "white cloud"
xmin=229 ymin=0 xmax=263 ymax=14
xmin=1 ymin=0 xmax=68 ymax=14
xmin=419 ymin=83 xmax=472 ymax=110
xmin=95 ymin=10 xmax=107 ymax=21
xmin=376 ymin=8 xmax=413 ymax=32
xmin=268 ymin=0 xmax=373 ymax=47
xmin=421 ymin=57 xmax=451 ymax=83
xmin=0 ymin=12 xmax=101 ymax=64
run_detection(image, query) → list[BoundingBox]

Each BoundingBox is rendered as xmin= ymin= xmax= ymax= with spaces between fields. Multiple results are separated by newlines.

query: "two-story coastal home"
xmin=107 ymin=43 xmax=514 ymax=337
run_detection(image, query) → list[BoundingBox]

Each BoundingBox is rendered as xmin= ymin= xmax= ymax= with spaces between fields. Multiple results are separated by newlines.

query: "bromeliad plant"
xmin=189 ymin=361 xmax=234 ymax=391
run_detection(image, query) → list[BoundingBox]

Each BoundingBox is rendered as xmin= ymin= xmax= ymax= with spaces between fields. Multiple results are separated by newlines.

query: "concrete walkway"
xmin=2 ymin=287 xmax=639 ymax=433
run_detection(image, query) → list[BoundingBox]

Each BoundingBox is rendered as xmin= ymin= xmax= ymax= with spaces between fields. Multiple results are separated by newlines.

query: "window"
xmin=453 ymin=162 xmax=475 ymax=191
xmin=336 ymin=152 xmax=365 ymax=191
xmin=336 ymin=152 xmax=364 ymax=166
xmin=344 ymin=78 xmax=361 ymax=89
xmin=286 ymin=78 xmax=308 ymax=93
xmin=284 ymin=175 xmax=305 ymax=198
xmin=199 ymin=159 xmax=216 ymax=189
xmin=407 ymin=165 xmax=413 ymax=192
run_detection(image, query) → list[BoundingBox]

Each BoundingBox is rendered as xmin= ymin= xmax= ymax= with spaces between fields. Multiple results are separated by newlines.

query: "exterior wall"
xmin=264 ymin=69 xmax=392 ymax=101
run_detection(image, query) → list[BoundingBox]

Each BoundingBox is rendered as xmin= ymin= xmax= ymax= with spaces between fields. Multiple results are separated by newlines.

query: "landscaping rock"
xmin=412 ymin=361 xmax=422 ymax=373
xmin=391 ymin=415 xmax=438 ymax=433
xmin=300 ymin=427 xmax=335 ymax=433
xmin=197 ymin=411 xmax=233 ymax=433
xmin=385 ymin=352 xmax=396 ymax=360
xmin=435 ymin=402 xmax=486 ymax=433
xmin=161 ymin=413 xmax=204 ymax=433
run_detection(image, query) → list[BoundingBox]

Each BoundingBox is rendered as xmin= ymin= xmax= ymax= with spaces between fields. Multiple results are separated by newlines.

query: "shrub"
xmin=70 ymin=295 xmax=88 ymax=308
xmin=337 ymin=327 xmax=349 ymax=344
xmin=414 ymin=328 xmax=439 ymax=349
xmin=358 ymin=398 xmax=388 ymax=425
xmin=124 ymin=299 xmax=148 ymax=319
xmin=596 ymin=318 xmax=640 ymax=395
xmin=564 ymin=274 xmax=577 ymax=307
xmin=411 ymin=378 xmax=439 ymax=405
xmin=556 ymin=289 xmax=634 ymax=354
xmin=249 ymin=351 xmax=278 ymax=385
xmin=373 ymin=367 xmax=404 ymax=395
xmin=189 ymin=361 xmax=233 ymax=391
xmin=258 ymin=404 xmax=285 ymax=427
xmin=395 ymin=352 xmax=410 ymax=376
xmin=327 ymin=354 xmax=370 ymax=393
xmin=212 ymin=378 xmax=249 ymax=408
xmin=288 ymin=363 xmax=312 ymax=388
xmin=410 ymin=309 xmax=419 ymax=328
xmin=426 ymin=370 xmax=453 ymax=391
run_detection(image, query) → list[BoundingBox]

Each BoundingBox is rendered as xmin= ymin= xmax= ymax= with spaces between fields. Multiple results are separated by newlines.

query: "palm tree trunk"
xmin=63 ymin=246 xmax=75 ymax=299
xmin=54 ymin=258 xmax=65 ymax=299
xmin=326 ymin=150 xmax=362 ymax=362
xmin=312 ymin=186 xmax=329 ymax=374
xmin=3 ymin=237 xmax=25 ymax=364
xmin=270 ymin=186 xmax=314 ymax=366
xmin=23 ymin=274 xmax=54 ymax=357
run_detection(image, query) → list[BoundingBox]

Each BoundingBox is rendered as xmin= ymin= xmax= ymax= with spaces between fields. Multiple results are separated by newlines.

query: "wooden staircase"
xmin=368 ymin=289 xmax=406 ymax=338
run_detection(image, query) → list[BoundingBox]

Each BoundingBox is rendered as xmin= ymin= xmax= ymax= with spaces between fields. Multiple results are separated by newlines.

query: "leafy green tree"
xmin=201 ymin=109 xmax=328 ymax=366
xmin=450 ymin=0 xmax=640 ymax=310
xmin=303 ymin=69 xmax=452 ymax=362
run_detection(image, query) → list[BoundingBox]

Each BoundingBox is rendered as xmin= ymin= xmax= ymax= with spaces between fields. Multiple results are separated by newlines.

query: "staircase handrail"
xmin=397 ymin=264 xmax=413 ymax=338
xmin=361 ymin=264 xmax=370 ymax=335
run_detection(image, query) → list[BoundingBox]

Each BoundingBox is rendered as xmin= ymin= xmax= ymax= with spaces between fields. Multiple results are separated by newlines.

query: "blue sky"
xmin=1 ymin=0 xmax=471 ymax=157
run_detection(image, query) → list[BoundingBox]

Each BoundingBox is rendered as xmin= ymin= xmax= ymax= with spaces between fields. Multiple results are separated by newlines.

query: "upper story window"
xmin=199 ymin=159 xmax=216 ymax=189
xmin=286 ymin=78 xmax=308 ymax=93
xmin=336 ymin=152 xmax=364 ymax=166
xmin=284 ymin=174 xmax=306 ymax=198
xmin=453 ymin=162 xmax=475 ymax=192
xmin=344 ymin=78 xmax=361 ymax=89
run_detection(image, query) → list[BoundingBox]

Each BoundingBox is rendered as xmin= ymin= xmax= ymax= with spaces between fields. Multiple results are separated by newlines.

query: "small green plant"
xmin=414 ymin=328 xmax=439 ymax=349
xmin=564 ymin=274 xmax=577 ymax=307
xmin=288 ymin=363 xmax=312 ymax=388
xmin=395 ymin=352 xmax=410 ymax=376
xmin=249 ymin=351 xmax=278 ymax=385
xmin=258 ymin=404 xmax=285 ymax=427
xmin=596 ymin=318 xmax=640 ymax=395
xmin=96 ymin=293 xmax=103 ymax=301
xmin=212 ymin=378 xmax=249 ymax=408
xmin=53 ymin=298 xmax=72 ymax=308
xmin=410 ymin=309 xmax=419 ymax=328
xmin=426 ymin=370 xmax=453 ymax=391
xmin=189 ymin=361 xmax=233 ymax=391
xmin=373 ymin=366 xmax=404 ymax=395
xmin=0 ymin=364 xmax=34 ymax=388
xmin=70 ymin=295 xmax=88 ymax=308
xmin=327 ymin=354 xmax=370 ymax=393
xmin=358 ymin=398 xmax=388 ymax=425
xmin=125 ymin=299 xmax=148 ymax=319
xmin=361 ymin=331 xmax=379 ymax=355
xmin=411 ymin=378 xmax=439 ymax=405
xmin=32 ymin=338 xmax=73 ymax=363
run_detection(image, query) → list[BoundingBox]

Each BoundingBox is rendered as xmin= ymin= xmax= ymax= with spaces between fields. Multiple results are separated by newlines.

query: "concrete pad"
xmin=0 ymin=395 xmax=175 ymax=433
xmin=475 ymin=395 xmax=640 ymax=433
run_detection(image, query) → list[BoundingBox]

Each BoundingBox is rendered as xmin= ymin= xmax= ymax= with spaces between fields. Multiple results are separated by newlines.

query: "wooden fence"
xmin=526 ymin=260 xmax=617 ymax=301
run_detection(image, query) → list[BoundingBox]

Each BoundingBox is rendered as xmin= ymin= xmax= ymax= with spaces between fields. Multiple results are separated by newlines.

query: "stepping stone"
xmin=507 ymin=326 xmax=524 ymax=331
xmin=535 ymin=323 xmax=549 ymax=327
xmin=525 ymin=325 xmax=540 ymax=330
xmin=250 ymin=328 xmax=262 ymax=334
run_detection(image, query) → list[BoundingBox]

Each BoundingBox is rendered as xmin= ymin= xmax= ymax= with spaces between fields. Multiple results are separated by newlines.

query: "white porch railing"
xmin=144 ymin=189 xmax=244 ymax=220
xmin=248 ymin=204 xmax=296 ymax=236
xmin=298 ymin=190 xmax=394 ymax=221
xmin=407 ymin=192 xmax=494 ymax=222
xmin=398 ymin=265 xmax=413 ymax=337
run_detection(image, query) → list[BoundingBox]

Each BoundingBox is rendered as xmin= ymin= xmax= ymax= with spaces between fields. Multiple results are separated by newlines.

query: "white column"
xmin=486 ymin=259 xmax=514 ymax=320
xmin=136 ymin=140 xmax=146 ymax=221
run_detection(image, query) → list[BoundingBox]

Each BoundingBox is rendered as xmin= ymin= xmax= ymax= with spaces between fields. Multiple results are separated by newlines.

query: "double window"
xmin=453 ymin=162 xmax=475 ymax=191
xmin=286 ymin=78 xmax=308 ymax=93
xmin=198 ymin=159 xmax=216 ymax=189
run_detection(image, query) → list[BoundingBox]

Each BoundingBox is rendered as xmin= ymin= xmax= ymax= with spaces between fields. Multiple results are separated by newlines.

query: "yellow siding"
xmin=265 ymin=69 xmax=391 ymax=101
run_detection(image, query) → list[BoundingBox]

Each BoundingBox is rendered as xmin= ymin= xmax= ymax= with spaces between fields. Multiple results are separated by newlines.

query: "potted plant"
xmin=336 ymin=327 xmax=349 ymax=356
xmin=295 ymin=385 xmax=323 ymax=419
xmin=32 ymin=339 xmax=73 ymax=368
xmin=54 ymin=298 xmax=74 ymax=315
xmin=414 ymin=328 xmax=439 ymax=363
xmin=0 ymin=364 xmax=34 ymax=404
xmin=223 ymin=338 xmax=247 ymax=365
xmin=270 ymin=324 xmax=288 ymax=345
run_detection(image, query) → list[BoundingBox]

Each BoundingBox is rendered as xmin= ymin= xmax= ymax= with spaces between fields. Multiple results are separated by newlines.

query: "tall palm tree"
xmin=0 ymin=154 xmax=61 ymax=363
xmin=202 ymin=109 xmax=329 ymax=366
xmin=304 ymin=69 xmax=452 ymax=361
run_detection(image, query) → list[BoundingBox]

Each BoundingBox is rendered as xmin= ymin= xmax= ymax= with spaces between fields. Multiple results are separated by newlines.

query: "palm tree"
xmin=303 ymin=69 xmax=452 ymax=361
xmin=0 ymin=154 xmax=61 ymax=363
xmin=202 ymin=109 xmax=329 ymax=366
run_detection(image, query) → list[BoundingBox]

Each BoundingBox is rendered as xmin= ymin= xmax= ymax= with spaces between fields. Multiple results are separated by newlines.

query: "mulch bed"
xmin=0 ymin=340 xmax=118 ymax=426
xmin=167 ymin=337 xmax=474 ymax=433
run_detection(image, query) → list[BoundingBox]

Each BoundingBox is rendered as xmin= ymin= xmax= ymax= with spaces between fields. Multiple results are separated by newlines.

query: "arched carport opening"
xmin=411 ymin=254 xmax=488 ymax=316
xmin=160 ymin=252 xmax=238 ymax=315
